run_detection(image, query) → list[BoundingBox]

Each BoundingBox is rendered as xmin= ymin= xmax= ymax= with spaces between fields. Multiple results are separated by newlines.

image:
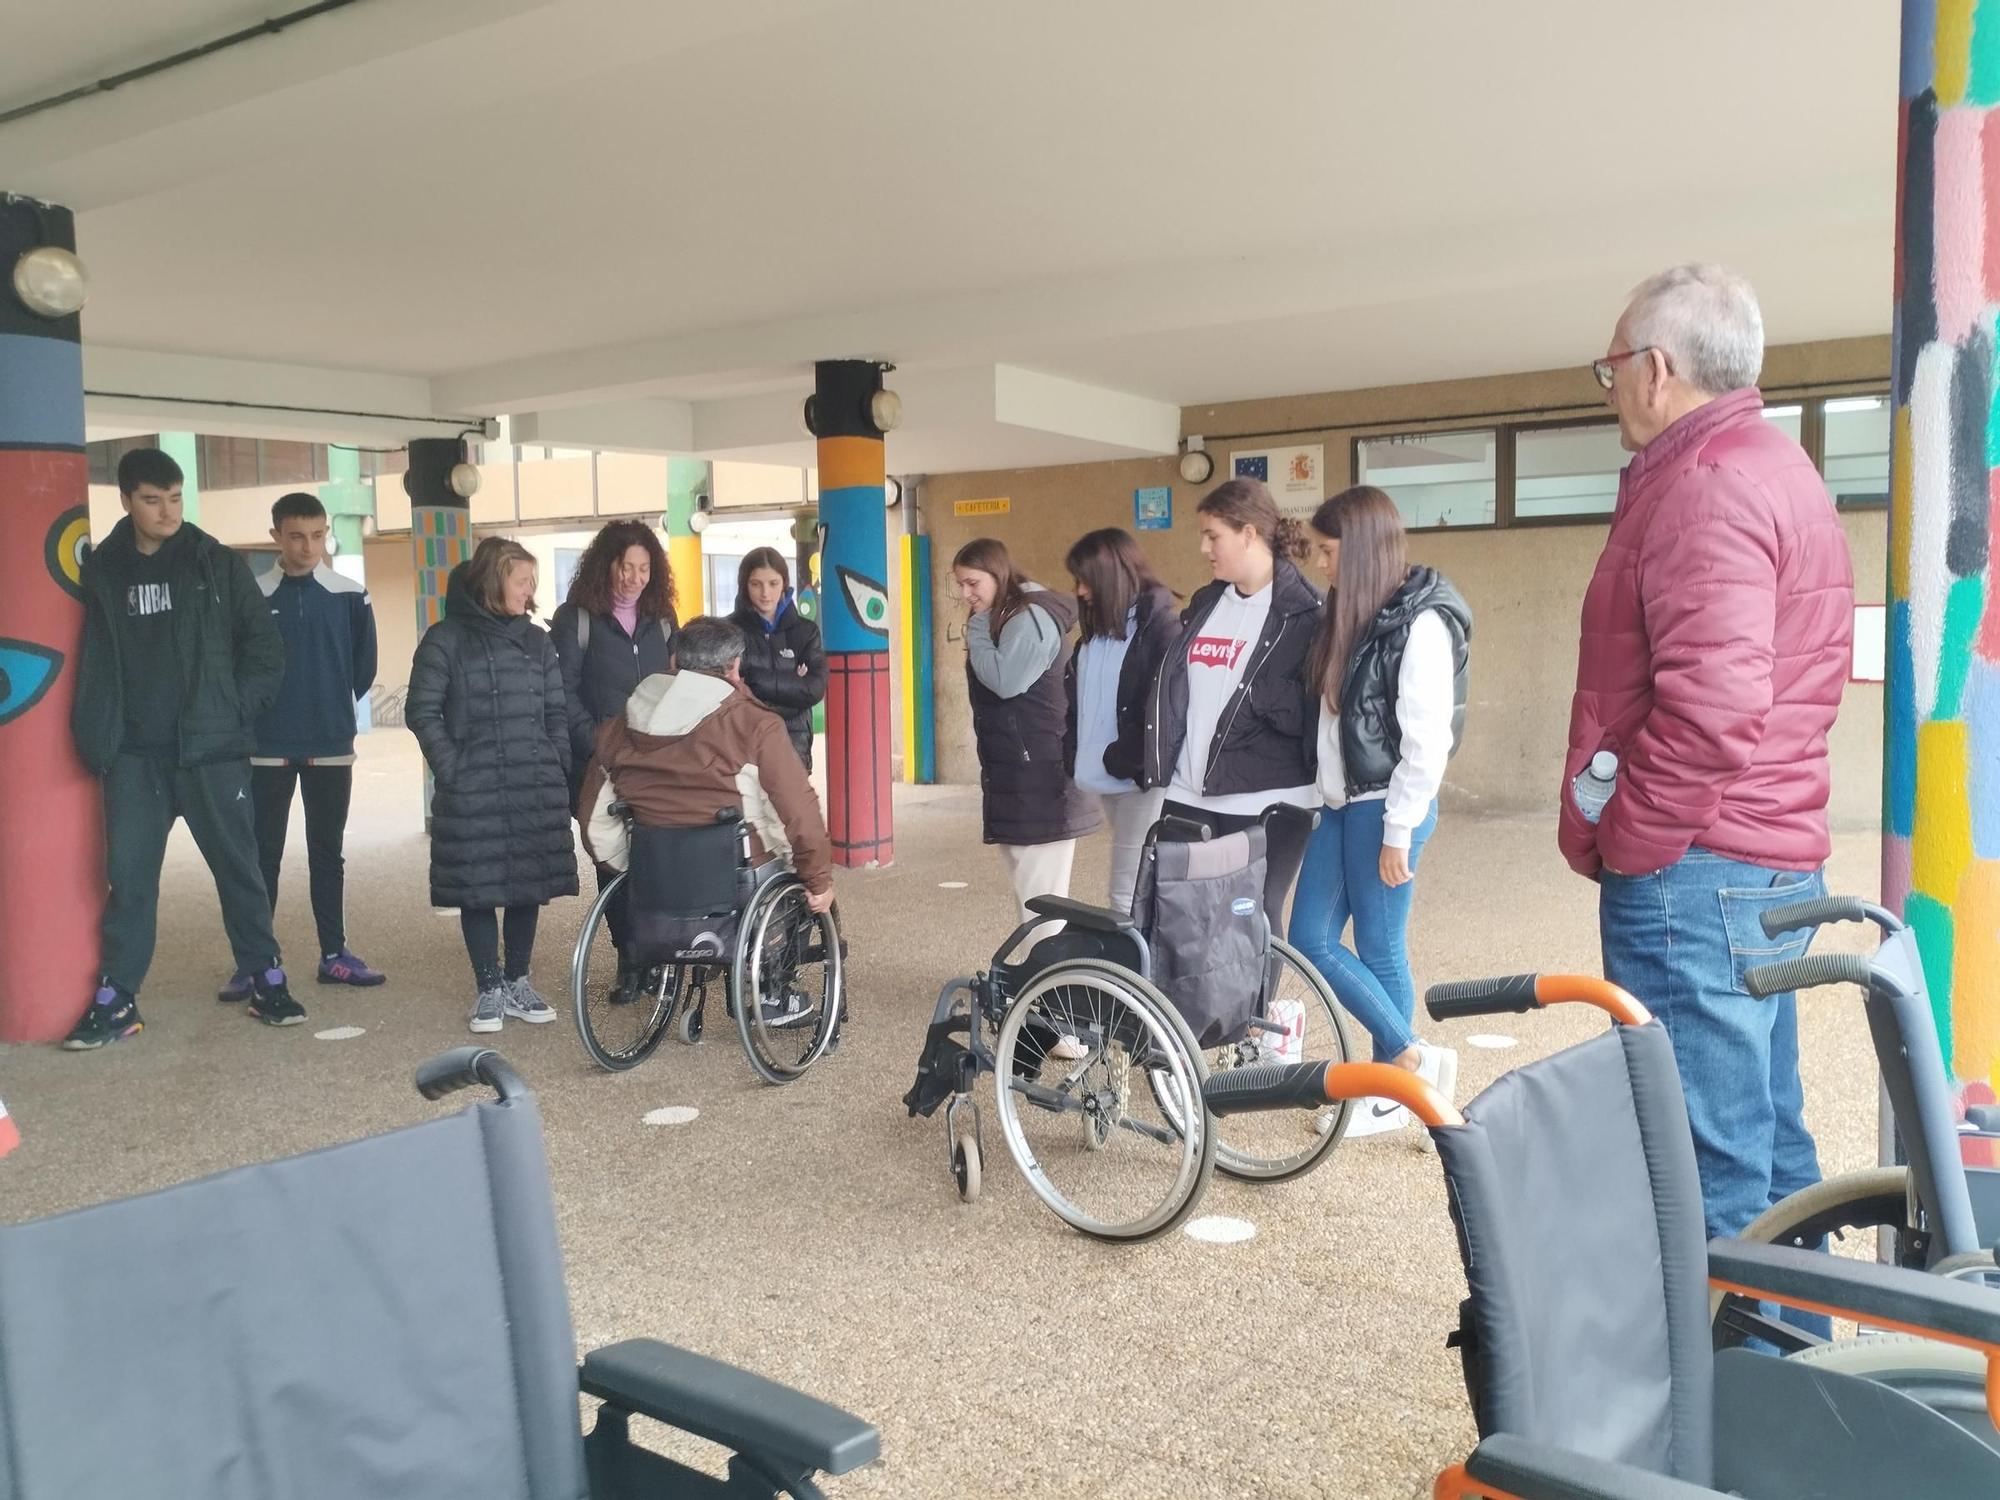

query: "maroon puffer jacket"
xmin=1559 ymin=389 xmax=1853 ymax=879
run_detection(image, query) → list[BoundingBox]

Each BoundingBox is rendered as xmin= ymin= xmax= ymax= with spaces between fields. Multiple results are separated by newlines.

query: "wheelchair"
xmin=1197 ymin=973 xmax=2000 ymax=1497
xmin=904 ymin=806 xmax=1354 ymax=1242
xmin=0 ymin=1048 xmax=878 ymax=1498
xmin=571 ymin=805 xmax=843 ymax=1086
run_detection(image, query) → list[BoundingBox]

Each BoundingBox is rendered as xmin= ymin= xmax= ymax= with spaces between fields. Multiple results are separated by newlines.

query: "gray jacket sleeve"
xmin=966 ymin=602 xmax=1063 ymax=699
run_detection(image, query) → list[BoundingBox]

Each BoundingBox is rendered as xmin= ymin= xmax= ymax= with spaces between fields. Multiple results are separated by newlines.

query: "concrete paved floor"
xmin=0 ymin=734 xmax=1884 ymax=1498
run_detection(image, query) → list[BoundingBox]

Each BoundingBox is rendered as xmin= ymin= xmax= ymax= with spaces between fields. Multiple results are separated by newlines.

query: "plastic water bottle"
xmin=1573 ymin=750 xmax=1619 ymax=825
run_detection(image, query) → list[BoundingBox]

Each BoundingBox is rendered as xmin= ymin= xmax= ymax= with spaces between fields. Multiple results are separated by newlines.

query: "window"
xmin=1513 ymin=422 xmax=1625 ymax=520
xmin=84 ymin=435 xmax=160 ymax=487
xmin=1762 ymin=403 xmax=1803 ymax=443
xmin=1355 ymin=428 xmax=1497 ymax=529
xmin=1822 ymin=395 xmax=1891 ymax=507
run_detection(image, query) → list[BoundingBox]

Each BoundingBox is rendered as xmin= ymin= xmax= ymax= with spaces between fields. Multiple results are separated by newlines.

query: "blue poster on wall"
xmin=1134 ymin=485 xmax=1172 ymax=531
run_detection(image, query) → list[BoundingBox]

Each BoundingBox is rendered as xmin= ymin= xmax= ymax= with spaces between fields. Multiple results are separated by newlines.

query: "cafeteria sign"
xmin=954 ymin=497 xmax=1011 ymax=517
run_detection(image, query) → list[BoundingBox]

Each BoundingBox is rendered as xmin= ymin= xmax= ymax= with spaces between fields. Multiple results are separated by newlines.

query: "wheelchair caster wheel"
xmin=678 ymin=1005 xmax=704 ymax=1045
xmin=952 ymin=1136 xmax=982 ymax=1202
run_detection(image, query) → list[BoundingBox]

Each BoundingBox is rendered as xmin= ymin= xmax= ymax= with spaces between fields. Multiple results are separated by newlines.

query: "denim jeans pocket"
xmin=1718 ymin=868 xmax=1821 ymax=996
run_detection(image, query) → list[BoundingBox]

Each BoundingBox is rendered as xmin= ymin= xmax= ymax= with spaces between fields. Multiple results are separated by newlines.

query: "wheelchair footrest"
xmin=581 ymin=1337 xmax=880 ymax=1477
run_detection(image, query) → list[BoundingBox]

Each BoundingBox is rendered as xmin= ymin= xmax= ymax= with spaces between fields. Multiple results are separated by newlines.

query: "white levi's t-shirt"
xmin=1169 ymin=581 xmax=1316 ymax=818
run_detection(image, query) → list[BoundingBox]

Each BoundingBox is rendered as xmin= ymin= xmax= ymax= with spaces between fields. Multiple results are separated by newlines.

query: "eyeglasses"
xmin=1591 ymin=347 xmax=1659 ymax=390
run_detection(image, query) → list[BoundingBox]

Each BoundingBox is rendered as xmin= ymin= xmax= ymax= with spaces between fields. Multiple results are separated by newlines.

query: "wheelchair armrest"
xmin=1458 ymin=1434 xmax=1725 ymax=1499
xmin=1024 ymin=894 xmax=1136 ymax=934
xmin=580 ymin=1337 xmax=879 ymax=1479
xmin=413 ymin=1047 xmax=530 ymax=1103
xmin=1707 ymin=1239 xmax=2000 ymax=1355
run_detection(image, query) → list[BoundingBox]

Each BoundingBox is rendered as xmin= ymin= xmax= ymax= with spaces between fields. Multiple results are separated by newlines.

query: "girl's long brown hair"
xmin=462 ymin=536 xmax=540 ymax=617
xmin=1195 ymin=477 xmax=1310 ymax=562
xmin=735 ymin=545 xmax=792 ymax=613
xmin=1064 ymin=527 xmax=1172 ymax=641
xmin=1305 ymin=486 xmax=1410 ymax=711
xmin=951 ymin=536 xmax=1033 ymax=643
xmin=566 ymin=519 xmax=676 ymax=622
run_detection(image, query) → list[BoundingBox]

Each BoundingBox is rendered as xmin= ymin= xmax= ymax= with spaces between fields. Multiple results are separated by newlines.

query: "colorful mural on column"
xmin=815 ymin=359 xmax=894 ymax=866
xmin=1889 ymin=0 xmax=2000 ymax=1154
xmin=0 ymin=194 xmax=102 ymax=1041
xmin=411 ymin=503 xmax=471 ymax=632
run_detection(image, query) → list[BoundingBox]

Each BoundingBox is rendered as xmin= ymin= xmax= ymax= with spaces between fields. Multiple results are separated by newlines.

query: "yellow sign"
xmin=953 ymin=497 xmax=1011 ymax=517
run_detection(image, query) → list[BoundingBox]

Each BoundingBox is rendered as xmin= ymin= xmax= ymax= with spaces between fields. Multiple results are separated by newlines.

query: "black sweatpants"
xmin=1159 ymin=798 xmax=1313 ymax=930
xmin=252 ymin=762 xmax=352 ymax=957
xmin=459 ymin=905 xmax=540 ymax=990
xmin=101 ymin=754 xmax=282 ymax=995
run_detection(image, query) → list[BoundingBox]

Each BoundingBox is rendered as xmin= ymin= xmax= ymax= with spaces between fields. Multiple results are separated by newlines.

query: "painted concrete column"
xmin=1888 ymin=2 xmax=2000 ymax=1141
xmin=406 ymin=437 xmax=473 ymax=827
xmin=665 ymin=456 xmax=707 ymax=619
xmin=0 ymin=195 xmax=102 ymax=1041
xmin=814 ymin=360 xmax=894 ymax=866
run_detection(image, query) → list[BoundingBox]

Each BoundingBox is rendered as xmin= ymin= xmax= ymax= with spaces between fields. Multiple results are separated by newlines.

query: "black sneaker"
xmin=606 ymin=961 xmax=641 ymax=1007
xmin=63 ymin=985 xmax=143 ymax=1050
xmin=247 ymin=968 xmax=307 ymax=1027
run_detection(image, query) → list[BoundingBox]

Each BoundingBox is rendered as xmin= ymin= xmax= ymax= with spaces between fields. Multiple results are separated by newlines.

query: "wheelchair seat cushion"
xmin=0 ymin=1097 xmax=588 ymax=1500
xmin=1131 ymin=826 xmax=1268 ymax=1048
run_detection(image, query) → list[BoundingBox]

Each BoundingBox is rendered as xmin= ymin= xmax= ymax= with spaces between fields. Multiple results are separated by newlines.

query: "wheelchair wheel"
xmin=992 ymin=959 xmax=1214 ymax=1242
xmin=1143 ymin=938 xmax=1356 ymax=1184
xmin=1710 ymin=1167 xmax=1916 ymax=1338
xmin=1786 ymin=1334 xmax=1999 ymax=1449
xmin=953 ymin=1135 xmax=982 ymax=1202
xmin=573 ymin=872 xmax=684 ymax=1073
xmin=677 ymin=989 xmax=705 ymax=1045
xmin=732 ymin=876 xmax=842 ymax=1087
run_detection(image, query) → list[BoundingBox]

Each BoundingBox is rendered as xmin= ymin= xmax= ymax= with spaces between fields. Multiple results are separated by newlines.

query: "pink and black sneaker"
xmin=317 ymin=951 xmax=386 ymax=987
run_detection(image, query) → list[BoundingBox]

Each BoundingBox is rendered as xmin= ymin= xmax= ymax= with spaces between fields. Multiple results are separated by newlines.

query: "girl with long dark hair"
xmin=728 ymin=546 xmax=825 ymax=768
xmin=549 ymin=520 xmax=676 ymax=1004
xmin=1063 ymin=527 xmax=1178 ymax=912
xmin=1145 ymin=478 xmax=1322 ymax=920
xmin=952 ymin=537 xmax=1100 ymax=935
xmin=1288 ymin=485 xmax=1472 ymax=1136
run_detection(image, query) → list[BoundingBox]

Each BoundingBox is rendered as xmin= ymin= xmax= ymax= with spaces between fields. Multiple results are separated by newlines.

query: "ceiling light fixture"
xmin=1178 ymin=435 xmax=1213 ymax=485
xmin=11 ymin=244 xmax=87 ymax=318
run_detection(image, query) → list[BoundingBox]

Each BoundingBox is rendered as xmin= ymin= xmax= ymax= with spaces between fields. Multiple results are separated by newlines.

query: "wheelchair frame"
xmin=572 ymin=807 xmax=843 ymax=1086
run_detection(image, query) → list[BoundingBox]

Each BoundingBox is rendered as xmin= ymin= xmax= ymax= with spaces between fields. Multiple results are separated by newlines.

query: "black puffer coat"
xmin=548 ymin=599 xmax=674 ymax=801
xmin=1338 ymin=567 xmax=1473 ymax=796
xmin=966 ymin=588 xmax=1100 ymax=845
xmin=729 ymin=596 xmax=826 ymax=767
xmin=408 ymin=566 xmax=579 ymax=910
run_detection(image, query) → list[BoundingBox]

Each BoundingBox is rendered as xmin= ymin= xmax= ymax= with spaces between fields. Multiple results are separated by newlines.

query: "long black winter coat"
xmin=729 ymin=597 xmax=825 ymax=767
xmin=548 ymin=599 xmax=674 ymax=801
xmin=408 ymin=568 xmax=579 ymax=910
xmin=966 ymin=588 xmax=1100 ymax=846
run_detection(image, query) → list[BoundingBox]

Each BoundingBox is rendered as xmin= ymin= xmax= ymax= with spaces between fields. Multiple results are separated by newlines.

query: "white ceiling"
xmin=1 ymin=0 xmax=1899 ymax=467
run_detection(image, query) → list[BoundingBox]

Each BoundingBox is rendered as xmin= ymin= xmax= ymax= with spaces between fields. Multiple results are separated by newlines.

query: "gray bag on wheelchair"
xmin=624 ymin=820 xmax=744 ymax=963
xmin=1131 ymin=825 xmax=1269 ymax=1049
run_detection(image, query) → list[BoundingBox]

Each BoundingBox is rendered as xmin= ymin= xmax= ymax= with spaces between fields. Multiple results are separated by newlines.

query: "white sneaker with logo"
xmin=1411 ymin=1041 xmax=1459 ymax=1153
xmin=1341 ymin=1095 xmax=1411 ymax=1138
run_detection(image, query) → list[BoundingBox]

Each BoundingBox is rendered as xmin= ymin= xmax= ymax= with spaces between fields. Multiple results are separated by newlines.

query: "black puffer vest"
xmin=967 ymin=588 xmax=1100 ymax=845
xmin=1338 ymin=567 xmax=1472 ymax=796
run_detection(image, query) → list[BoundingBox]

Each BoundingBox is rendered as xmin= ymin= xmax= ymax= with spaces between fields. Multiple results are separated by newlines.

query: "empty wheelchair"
xmin=572 ymin=806 xmax=842 ymax=1085
xmin=1202 ymin=973 xmax=2000 ymax=1497
xmin=904 ymin=808 xmax=1353 ymax=1241
xmin=0 ymin=1047 xmax=878 ymax=1498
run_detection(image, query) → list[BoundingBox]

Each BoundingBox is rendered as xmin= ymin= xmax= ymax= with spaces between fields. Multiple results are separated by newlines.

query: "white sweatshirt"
xmin=1316 ymin=608 xmax=1454 ymax=849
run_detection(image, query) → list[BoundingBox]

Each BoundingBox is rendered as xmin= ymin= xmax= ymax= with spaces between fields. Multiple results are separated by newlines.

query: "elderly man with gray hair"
xmin=1560 ymin=264 xmax=1854 ymax=1253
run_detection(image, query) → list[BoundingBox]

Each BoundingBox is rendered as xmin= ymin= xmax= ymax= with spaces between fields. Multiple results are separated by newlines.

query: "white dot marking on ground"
xmin=1467 ymin=1033 xmax=1518 ymax=1050
xmin=643 ymin=1106 xmax=700 ymax=1126
xmin=938 ymin=880 xmax=968 ymax=889
xmin=314 ymin=1026 xmax=366 ymax=1041
xmin=1183 ymin=1215 xmax=1257 ymax=1245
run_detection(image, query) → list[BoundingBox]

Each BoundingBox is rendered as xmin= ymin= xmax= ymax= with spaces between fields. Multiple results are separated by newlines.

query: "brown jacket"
xmin=578 ymin=670 xmax=833 ymax=894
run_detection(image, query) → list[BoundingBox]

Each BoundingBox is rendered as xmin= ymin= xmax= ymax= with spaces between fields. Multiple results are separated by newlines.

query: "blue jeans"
xmin=1287 ymin=799 xmax=1437 ymax=1061
xmin=1600 ymin=849 xmax=1829 ymax=1340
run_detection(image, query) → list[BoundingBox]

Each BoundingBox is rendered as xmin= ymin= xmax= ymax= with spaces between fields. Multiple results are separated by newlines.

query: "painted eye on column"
xmin=0 ymin=641 xmax=62 ymax=725
xmin=44 ymin=507 xmax=90 ymax=600
xmin=836 ymin=566 xmax=890 ymax=638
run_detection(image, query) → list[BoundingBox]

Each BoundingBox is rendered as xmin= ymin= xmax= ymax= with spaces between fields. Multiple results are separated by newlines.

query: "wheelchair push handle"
xmin=1425 ymin=974 xmax=1651 ymax=1027
xmin=414 ymin=1047 xmax=532 ymax=1103
xmin=1147 ymin=814 xmax=1213 ymax=846
xmin=1258 ymin=802 xmax=1322 ymax=834
xmin=1742 ymin=952 xmax=1879 ymax=1000
xmin=1759 ymin=893 xmax=1903 ymax=940
xmin=1202 ymin=1060 xmax=1334 ymax=1116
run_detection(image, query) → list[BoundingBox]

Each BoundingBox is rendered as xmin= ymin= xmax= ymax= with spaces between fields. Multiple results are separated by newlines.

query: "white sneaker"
xmin=1411 ymin=1042 xmax=1458 ymax=1153
xmin=470 ymin=983 xmax=507 ymax=1035
xmin=505 ymin=977 xmax=557 ymax=1024
xmin=1051 ymin=1035 xmax=1090 ymax=1061
xmin=1342 ymin=1096 xmax=1411 ymax=1138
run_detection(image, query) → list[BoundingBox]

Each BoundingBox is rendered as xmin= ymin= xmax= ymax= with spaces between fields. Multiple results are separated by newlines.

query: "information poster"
xmin=1134 ymin=485 xmax=1172 ymax=531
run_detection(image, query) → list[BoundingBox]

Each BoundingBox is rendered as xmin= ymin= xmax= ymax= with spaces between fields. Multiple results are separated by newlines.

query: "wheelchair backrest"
xmin=0 ymin=1094 xmax=589 ymax=1499
xmin=628 ymin=818 xmax=744 ymax=918
xmin=1432 ymin=1021 xmax=1715 ymax=1485
xmin=1130 ymin=825 xmax=1269 ymax=1049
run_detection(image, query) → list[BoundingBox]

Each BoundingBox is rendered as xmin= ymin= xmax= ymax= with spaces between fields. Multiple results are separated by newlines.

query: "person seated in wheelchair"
xmin=577 ymin=615 xmax=835 ymax=1026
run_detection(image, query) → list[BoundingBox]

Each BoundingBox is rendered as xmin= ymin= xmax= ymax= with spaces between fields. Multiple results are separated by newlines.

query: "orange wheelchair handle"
xmin=1425 ymin=974 xmax=1650 ymax=1028
xmin=1202 ymin=1059 xmax=1464 ymax=1128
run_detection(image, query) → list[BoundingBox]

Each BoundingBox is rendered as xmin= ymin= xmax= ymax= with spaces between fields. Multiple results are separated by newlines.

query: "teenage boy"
xmin=218 ymin=491 xmax=385 ymax=1001
xmin=65 ymin=447 xmax=305 ymax=1048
